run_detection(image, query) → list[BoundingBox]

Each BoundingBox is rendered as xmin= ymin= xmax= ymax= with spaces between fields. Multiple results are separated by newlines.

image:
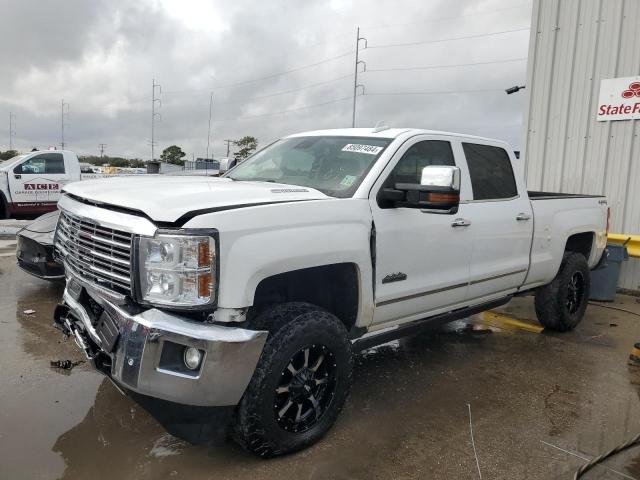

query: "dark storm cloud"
xmin=0 ymin=0 xmax=532 ymax=158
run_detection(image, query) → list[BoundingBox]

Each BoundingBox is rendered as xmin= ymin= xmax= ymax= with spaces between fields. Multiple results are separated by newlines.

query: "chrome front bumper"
xmin=55 ymin=274 xmax=268 ymax=407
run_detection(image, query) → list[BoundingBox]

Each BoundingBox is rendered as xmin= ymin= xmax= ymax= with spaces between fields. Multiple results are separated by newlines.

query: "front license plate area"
xmin=67 ymin=278 xmax=83 ymax=300
xmin=96 ymin=311 xmax=120 ymax=353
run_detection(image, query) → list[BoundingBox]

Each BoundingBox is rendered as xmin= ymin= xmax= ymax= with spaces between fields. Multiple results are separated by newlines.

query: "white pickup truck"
xmin=52 ymin=128 xmax=608 ymax=457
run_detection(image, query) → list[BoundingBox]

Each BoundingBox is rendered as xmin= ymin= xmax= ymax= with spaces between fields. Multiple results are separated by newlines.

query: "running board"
xmin=353 ymin=296 xmax=512 ymax=351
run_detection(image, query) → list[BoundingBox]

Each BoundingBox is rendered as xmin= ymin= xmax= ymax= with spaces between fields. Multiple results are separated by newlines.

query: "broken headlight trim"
xmin=135 ymin=231 xmax=218 ymax=309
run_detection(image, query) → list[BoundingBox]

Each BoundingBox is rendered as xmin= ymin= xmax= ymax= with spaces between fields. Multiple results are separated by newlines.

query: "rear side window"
xmin=462 ymin=143 xmax=517 ymax=200
xmin=14 ymin=153 xmax=65 ymax=175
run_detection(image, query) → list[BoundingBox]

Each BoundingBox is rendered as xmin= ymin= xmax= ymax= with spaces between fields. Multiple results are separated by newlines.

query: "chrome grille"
xmin=55 ymin=210 xmax=133 ymax=295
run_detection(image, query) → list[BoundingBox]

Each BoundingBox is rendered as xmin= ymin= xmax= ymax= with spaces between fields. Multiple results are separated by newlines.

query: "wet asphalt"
xmin=2 ymin=255 xmax=640 ymax=480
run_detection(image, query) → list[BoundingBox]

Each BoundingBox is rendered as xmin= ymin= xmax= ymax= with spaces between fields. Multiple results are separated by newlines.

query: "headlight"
xmin=137 ymin=233 xmax=217 ymax=308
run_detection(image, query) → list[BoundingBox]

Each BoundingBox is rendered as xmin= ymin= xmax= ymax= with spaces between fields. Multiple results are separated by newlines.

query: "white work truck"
xmin=0 ymin=150 xmax=145 ymax=218
xmin=52 ymin=128 xmax=608 ymax=457
xmin=0 ymin=150 xmax=81 ymax=218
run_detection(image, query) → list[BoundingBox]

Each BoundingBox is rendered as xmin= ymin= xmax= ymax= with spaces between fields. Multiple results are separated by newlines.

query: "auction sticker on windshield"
xmin=341 ymin=144 xmax=384 ymax=155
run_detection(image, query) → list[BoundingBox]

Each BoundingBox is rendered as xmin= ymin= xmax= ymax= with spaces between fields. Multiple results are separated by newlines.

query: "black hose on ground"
xmin=574 ymin=431 xmax=640 ymax=479
xmin=588 ymin=302 xmax=640 ymax=318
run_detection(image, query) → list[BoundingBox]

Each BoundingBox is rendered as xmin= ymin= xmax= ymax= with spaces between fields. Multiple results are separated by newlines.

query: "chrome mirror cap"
xmin=420 ymin=166 xmax=461 ymax=191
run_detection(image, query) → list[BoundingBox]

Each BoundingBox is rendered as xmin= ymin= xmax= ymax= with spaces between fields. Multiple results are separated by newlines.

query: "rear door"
xmin=369 ymin=135 xmax=474 ymax=326
xmin=460 ymin=141 xmax=533 ymax=301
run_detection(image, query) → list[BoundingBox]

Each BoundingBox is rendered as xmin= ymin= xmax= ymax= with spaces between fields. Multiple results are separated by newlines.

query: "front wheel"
xmin=535 ymin=252 xmax=591 ymax=331
xmin=234 ymin=303 xmax=353 ymax=457
xmin=0 ymin=197 xmax=8 ymax=219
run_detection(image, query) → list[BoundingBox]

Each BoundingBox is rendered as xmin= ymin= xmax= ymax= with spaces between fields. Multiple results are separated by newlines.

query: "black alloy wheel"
xmin=566 ymin=271 xmax=585 ymax=314
xmin=534 ymin=252 xmax=591 ymax=332
xmin=234 ymin=303 xmax=353 ymax=457
xmin=273 ymin=344 xmax=336 ymax=433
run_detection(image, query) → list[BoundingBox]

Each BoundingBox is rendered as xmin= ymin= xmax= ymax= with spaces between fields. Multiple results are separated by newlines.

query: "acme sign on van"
xmin=597 ymin=76 xmax=640 ymax=121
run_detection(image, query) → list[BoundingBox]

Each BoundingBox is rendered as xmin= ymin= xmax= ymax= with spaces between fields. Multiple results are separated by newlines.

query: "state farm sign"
xmin=597 ymin=76 xmax=640 ymax=121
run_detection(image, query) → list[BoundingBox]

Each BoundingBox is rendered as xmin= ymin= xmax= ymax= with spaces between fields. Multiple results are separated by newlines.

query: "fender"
xmin=183 ymin=198 xmax=376 ymax=328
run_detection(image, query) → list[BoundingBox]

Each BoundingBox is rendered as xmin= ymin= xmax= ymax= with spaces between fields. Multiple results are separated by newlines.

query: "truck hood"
xmin=62 ymin=176 xmax=330 ymax=223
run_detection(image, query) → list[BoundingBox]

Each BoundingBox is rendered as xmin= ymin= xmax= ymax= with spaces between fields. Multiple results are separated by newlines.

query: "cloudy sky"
xmin=0 ymin=0 xmax=532 ymax=160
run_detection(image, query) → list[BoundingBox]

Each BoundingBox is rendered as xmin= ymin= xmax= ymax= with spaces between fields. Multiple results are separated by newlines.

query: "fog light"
xmin=183 ymin=347 xmax=202 ymax=370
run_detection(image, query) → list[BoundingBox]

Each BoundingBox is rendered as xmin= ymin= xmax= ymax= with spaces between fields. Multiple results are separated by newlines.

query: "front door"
xmin=8 ymin=153 xmax=66 ymax=210
xmin=369 ymin=137 xmax=473 ymax=327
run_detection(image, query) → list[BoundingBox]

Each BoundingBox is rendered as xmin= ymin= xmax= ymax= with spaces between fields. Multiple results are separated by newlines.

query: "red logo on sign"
xmin=622 ymin=82 xmax=640 ymax=99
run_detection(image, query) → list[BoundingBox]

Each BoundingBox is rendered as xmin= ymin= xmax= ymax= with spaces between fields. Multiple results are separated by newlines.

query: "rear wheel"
xmin=535 ymin=252 xmax=590 ymax=331
xmin=234 ymin=303 xmax=352 ymax=457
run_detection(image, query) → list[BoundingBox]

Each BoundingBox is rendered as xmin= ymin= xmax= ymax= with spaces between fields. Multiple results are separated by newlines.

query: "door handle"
xmin=516 ymin=213 xmax=532 ymax=221
xmin=14 ymin=174 xmax=21 ymax=179
xmin=451 ymin=218 xmax=471 ymax=228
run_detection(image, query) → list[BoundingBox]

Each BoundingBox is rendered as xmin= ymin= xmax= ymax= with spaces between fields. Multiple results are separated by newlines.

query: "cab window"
xmin=14 ymin=153 xmax=65 ymax=175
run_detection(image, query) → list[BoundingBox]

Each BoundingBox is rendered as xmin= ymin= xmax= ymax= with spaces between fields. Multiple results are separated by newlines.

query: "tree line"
xmin=159 ymin=136 xmax=259 ymax=166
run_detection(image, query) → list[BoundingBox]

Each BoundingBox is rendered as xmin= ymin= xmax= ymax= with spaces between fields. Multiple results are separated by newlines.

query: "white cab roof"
xmin=286 ymin=127 xmax=502 ymax=144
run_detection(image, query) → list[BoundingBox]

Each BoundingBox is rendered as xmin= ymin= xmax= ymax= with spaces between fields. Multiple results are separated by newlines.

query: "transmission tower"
xmin=151 ymin=79 xmax=162 ymax=161
xmin=61 ymin=99 xmax=70 ymax=149
xmin=9 ymin=112 xmax=15 ymax=150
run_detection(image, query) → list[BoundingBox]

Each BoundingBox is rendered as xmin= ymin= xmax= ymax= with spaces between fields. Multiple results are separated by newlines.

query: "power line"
xmin=165 ymin=74 xmax=352 ymax=104
xmin=366 ymin=27 xmax=530 ymax=49
xmin=163 ymin=50 xmax=354 ymax=95
xmin=362 ymin=3 xmax=532 ymax=30
xmin=224 ymin=139 xmax=233 ymax=157
xmin=364 ymin=88 xmax=505 ymax=96
xmin=365 ymin=57 xmax=527 ymax=73
xmin=213 ymin=95 xmax=352 ymax=123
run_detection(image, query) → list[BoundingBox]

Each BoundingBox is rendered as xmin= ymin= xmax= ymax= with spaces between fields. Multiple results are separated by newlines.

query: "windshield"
xmin=227 ymin=136 xmax=393 ymax=197
xmin=0 ymin=154 xmax=26 ymax=169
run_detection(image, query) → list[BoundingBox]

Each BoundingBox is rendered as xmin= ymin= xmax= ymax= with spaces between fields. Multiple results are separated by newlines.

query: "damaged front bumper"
xmin=53 ymin=273 xmax=268 ymax=408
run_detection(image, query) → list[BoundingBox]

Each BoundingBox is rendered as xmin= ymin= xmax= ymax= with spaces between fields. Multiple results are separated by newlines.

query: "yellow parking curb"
xmin=480 ymin=311 xmax=544 ymax=334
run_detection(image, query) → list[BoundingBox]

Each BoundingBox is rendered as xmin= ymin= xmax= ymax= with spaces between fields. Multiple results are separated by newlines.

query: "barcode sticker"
xmin=341 ymin=144 xmax=383 ymax=155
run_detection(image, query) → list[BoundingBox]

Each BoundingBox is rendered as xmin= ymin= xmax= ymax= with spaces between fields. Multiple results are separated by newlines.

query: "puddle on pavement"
xmin=3 ymin=256 xmax=640 ymax=479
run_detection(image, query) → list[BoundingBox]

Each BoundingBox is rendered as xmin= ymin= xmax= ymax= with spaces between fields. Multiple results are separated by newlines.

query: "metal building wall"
xmin=522 ymin=0 xmax=640 ymax=290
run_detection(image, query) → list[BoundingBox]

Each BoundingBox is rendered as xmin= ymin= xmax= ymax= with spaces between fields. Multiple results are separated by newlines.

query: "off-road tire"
xmin=234 ymin=302 xmax=353 ymax=457
xmin=535 ymin=252 xmax=590 ymax=331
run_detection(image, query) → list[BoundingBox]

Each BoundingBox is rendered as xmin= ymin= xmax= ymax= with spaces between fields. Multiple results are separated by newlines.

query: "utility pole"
xmin=206 ymin=92 xmax=213 ymax=160
xmin=225 ymin=139 xmax=234 ymax=158
xmin=151 ymin=79 xmax=162 ymax=161
xmin=9 ymin=112 xmax=15 ymax=150
xmin=61 ymin=99 xmax=70 ymax=149
xmin=99 ymin=143 xmax=107 ymax=158
xmin=351 ymin=27 xmax=367 ymax=128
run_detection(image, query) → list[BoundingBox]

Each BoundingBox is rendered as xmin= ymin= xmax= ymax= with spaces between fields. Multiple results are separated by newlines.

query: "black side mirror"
xmin=382 ymin=166 xmax=461 ymax=212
